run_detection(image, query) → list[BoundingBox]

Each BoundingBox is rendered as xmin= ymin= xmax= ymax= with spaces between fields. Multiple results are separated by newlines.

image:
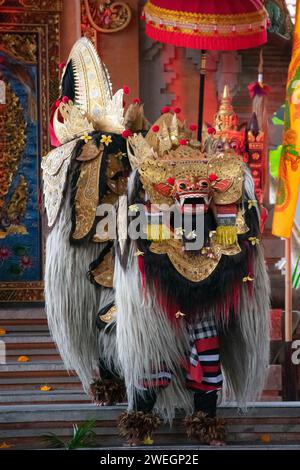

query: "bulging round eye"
xmin=179 ymin=183 xmax=186 ymax=190
xmin=217 ymin=142 xmax=224 ymax=151
xmin=201 ymin=181 xmax=208 ymax=188
xmin=230 ymin=140 xmax=238 ymax=150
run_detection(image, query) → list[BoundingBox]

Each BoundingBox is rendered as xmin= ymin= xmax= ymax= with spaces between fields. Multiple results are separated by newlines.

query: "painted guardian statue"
xmin=43 ymin=38 xmax=270 ymax=446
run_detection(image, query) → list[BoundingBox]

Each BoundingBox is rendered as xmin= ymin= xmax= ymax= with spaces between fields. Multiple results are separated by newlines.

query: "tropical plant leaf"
xmin=67 ymin=420 xmax=97 ymax=450
xmin=41 ymin=432 xmax=67 ymax=449
xmin=68 ymin=423 xmax=96 ymax=449
xmin=41 ymin=421 xmax=97 ymax=450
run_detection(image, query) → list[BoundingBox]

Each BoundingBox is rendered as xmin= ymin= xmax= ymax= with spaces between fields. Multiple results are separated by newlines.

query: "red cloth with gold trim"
xmin=143 ymin=0 xmax=268 ymax=50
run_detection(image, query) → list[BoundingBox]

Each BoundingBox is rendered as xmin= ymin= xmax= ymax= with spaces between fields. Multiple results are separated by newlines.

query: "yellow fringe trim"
xmin=145 ymin=2 xmax=266 ymax=26
xmin=146 ymin=224 xmax=170 ymax=241
xmin=216 ymin=226 xmax=238 ymax=247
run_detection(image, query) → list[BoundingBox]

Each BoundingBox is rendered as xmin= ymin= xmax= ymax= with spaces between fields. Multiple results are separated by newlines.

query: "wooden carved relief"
xmin=0 ymin=0 xmax=62 ymax=303
xmin=81 ymin=0 xmax=132 ymax=42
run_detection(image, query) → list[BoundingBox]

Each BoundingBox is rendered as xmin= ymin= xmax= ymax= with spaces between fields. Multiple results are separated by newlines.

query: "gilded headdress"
xmin=127 ymin=109 xmax=244 ymax=208
xmin=52 ymin=37 xmax=125 ymax=145
xmin=205 ymin=85 xmax=246 ymax=156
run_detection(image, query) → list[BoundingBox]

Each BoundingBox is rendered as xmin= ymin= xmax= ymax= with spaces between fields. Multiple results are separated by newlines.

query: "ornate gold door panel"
xmin=0 ymin=0 xmax=62 ymax=303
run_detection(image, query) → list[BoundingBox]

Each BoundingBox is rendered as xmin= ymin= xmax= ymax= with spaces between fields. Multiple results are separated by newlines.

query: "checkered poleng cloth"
xmin=186 ymin=316 xmax=223 ymax=392
xmin=138 ymin=316 xmax=223 ymax=392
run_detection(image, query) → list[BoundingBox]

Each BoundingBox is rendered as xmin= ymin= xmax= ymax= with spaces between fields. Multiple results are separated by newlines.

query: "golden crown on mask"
xmin=127 ymin=92 xmax=244 ymax=208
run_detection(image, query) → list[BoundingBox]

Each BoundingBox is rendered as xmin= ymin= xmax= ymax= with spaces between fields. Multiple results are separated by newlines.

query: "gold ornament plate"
xmin=149 ymin=233 xmax=241 ymax=283
xmin=149 ymin=238 xmax=220 ymax=283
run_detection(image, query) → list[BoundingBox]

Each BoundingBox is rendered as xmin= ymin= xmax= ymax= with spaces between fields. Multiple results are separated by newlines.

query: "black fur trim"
xmin=134 ymin=389 xmax=157 ymax=412
xmin=138 ymin=238 xmax=252 ymax=318
xmin=194 ymin=390 xmax=218 ymax=418
xmin=61 ymin=60 xmax=75 ymax=101
xmin=90 ymin=376 xmax=126 ymax=405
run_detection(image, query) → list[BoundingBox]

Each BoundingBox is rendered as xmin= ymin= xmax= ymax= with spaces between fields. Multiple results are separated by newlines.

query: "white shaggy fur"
xmin=45 ymin=192 xmax=113 ymax=392
xmin=114 ymin=244 xmax=193 ymax=422
xmin=114 ymin=167 xmax=270 ymax=419
xmin=220 ymin=164 xmax=271 ymax=406
xmin=220 ymin=244 xmax=270 ymax=406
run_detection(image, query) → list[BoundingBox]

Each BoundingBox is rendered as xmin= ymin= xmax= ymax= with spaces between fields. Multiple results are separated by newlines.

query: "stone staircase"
xmin=0 ymin=308 xmax=88 ymax=404
xmin=0 ymin=403 xmax=300 ymax=449
xmin=0 ymin=299 xmax=298 ymax=449
xmin=0 ymin=305 xmax=286 ymax=406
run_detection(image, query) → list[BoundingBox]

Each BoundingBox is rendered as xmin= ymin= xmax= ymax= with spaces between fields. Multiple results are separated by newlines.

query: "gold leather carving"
xmin=76 ymin=141 xmax=104 ymax=161
xmin=72 ymin=150 xmax=103 ymax=240
xmin=91 ymin=251 xmax=114 ymax=288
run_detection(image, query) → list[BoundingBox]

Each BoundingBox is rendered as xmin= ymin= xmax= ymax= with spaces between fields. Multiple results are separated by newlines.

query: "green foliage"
xmin=42 ymin=420 xmax=97 ymax=450
xmin=41 ymin=433 xmax=66 ymax=449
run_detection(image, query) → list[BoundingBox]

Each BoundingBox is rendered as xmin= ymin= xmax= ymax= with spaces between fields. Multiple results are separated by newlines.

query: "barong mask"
xmin=127 ymin=102 xmax=250 ymax=283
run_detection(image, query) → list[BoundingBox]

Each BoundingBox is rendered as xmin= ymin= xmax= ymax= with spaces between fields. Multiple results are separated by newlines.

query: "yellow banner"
xmin=272 ymin=0 xmax=300 ymax=239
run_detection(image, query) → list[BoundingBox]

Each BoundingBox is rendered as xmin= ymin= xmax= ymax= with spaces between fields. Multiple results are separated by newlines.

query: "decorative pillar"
xmin=60 ymin=0 xmax=81 ymax=62
xmin=215 ymin=51 xmax=240 ymax=99
xmin=81 ymin=0 xmax=139 ymax=99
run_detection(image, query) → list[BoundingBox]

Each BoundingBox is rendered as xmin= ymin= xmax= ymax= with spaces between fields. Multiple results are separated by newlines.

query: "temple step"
xmin=0 ymin=403 xmax=299 ymax=449
xmin=0 ymin=390 xmax=89 ymax=405
xmin=0 ymin=308 xmax=289 ymax=406
xmin=0 ymin=308 xmax=85 ymax=401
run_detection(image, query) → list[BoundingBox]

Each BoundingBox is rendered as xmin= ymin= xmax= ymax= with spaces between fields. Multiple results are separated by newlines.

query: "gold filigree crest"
xmin=149 ymin=233 xmax=241 ymax=283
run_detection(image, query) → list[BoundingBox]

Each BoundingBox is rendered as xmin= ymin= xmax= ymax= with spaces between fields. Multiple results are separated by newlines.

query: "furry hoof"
xmin=90 ymin=377 xmax=126 ymax=405
xmin=118 ymin=411 xmax=162 ymax=444
xmin=184 ymin=411 xmax=226 ymax=445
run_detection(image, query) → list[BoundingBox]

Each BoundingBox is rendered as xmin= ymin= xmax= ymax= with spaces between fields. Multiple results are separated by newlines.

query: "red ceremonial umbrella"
xmin=142 ymin=0 xmax=268 ymax=140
